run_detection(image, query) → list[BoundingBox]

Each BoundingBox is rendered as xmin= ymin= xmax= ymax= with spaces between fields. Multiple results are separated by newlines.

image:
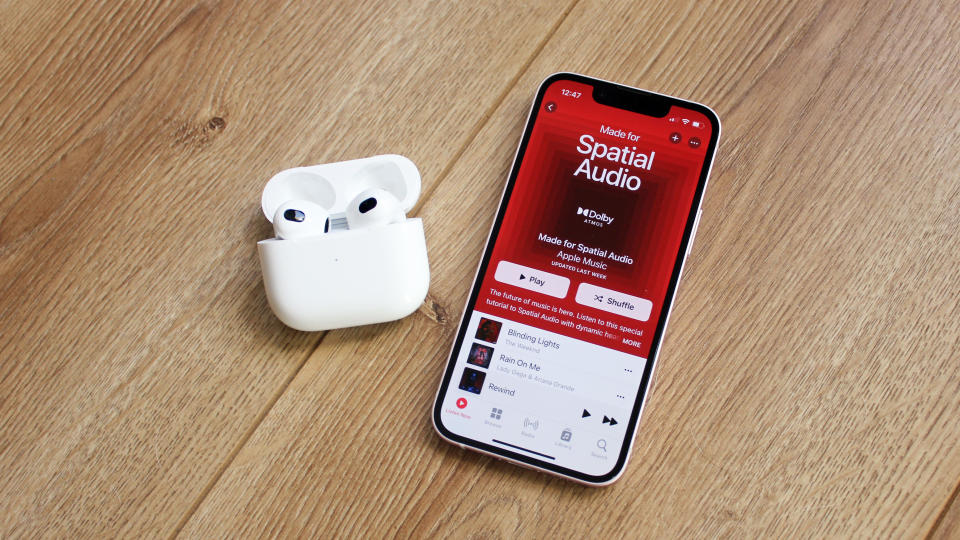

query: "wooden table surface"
xmin=2 ymin=1 xmax=959 ymax=537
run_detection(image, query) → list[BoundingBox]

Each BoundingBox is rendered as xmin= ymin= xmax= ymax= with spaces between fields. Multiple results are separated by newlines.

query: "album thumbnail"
xmin=475 ymin=317 xmax=503 ymax=344
xmin=467 ymin=343 xmax=494 ymax=369
xmin=458 ymin=367 xmax=486 ymax=395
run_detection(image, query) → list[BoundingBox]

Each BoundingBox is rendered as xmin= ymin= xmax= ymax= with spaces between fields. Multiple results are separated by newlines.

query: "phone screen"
xmin=434 ymin=74 xmax=719 ymax=483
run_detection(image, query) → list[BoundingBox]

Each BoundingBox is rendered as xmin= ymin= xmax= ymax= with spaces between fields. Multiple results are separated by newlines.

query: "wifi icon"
xmin=681 ymin=118 xmax=690 ymax=125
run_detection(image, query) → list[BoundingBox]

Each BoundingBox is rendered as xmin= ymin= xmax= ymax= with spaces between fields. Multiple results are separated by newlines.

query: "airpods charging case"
xmin=258 ymin=155 xmax=429 ymax=331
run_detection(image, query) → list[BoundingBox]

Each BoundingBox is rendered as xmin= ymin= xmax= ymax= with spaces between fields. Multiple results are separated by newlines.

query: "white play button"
xmin=494 ymin=261 xmax=570 ymax=299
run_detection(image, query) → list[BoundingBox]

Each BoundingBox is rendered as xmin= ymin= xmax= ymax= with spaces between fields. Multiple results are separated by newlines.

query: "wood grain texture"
xmin=931 ymin=486 xmax=960 ymax=540
xmin=0 ymin=1 xmax=572 ymax=536
xmin=180 ymin=0 xmax=960 ymax=538
xmin=2 ymin=0 xmax=959 ymax=537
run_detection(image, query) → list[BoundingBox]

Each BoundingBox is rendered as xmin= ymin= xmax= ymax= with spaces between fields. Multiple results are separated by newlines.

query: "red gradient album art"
xmin=472 ymin=80 xmax=713 ymax=357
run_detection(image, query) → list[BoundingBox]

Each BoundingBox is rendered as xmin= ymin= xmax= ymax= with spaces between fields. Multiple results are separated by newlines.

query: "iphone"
xmin=432 ymin=73 xmax=720 ymax=485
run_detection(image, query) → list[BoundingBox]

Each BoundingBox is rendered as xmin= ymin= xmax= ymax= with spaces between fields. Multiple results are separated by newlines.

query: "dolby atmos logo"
xmin=576 ymin=206 xmax=614 ymax=226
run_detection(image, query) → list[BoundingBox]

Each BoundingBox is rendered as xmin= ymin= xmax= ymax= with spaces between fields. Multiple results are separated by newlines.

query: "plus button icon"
xmin=669 ymin=132 xmax=682 ymax=144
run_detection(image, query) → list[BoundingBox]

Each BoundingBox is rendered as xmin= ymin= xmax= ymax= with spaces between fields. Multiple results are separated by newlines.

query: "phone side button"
xmin=686 ymin=209 xmax=703 ymax=256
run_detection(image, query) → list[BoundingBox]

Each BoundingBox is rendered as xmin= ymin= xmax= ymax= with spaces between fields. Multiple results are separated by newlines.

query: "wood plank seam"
xmin=167 ymin=333 xmax=327 ymax=539
xmin=0 ymin=4 xmax=213 ymax=241
xmin=166 ymin=1 xmax=583 ymax=534
xmin=411 ymin=0 xmax=581 ymax=218
xmin=132 ymin=0 xmax=960 ymax=535
xmin=926 ymin=479 xmax=960 ymax=539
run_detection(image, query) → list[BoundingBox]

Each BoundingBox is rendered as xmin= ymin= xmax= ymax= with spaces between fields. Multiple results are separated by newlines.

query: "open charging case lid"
xmin=261 ymin=154 xmax=421 ymax=223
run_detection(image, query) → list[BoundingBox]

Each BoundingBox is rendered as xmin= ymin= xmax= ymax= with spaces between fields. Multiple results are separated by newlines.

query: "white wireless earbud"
xmin=273 ymin=200 xmax=330 ymax=239
xmin=345 ymin=188 xmax=405 ymax=229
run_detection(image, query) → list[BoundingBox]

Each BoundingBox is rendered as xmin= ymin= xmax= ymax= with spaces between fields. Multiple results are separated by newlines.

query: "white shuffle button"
xmin=575 ymin=283 xmax=653 ymax=321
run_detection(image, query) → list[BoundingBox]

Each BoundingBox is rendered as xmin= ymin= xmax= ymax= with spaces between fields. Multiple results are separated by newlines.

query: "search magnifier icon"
xmin=596 ymin=439 xmax=607 ymax=451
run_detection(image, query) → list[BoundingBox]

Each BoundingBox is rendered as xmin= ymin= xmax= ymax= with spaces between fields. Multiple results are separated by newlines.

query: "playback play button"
xmin=582 ymin=409 xmax=591 ymax=418
xmin=494 ymin=261 xmax=570 ymax=299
